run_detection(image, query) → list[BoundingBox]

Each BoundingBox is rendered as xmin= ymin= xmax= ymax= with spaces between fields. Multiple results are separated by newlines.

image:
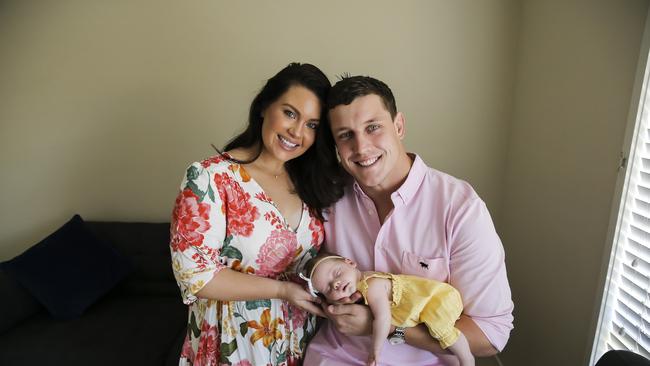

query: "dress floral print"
xmin=170 ymin=154 xmax=323 ymax=366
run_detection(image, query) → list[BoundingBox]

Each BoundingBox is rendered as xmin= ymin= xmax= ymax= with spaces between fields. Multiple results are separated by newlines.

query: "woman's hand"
xmin=279 ymin=281 xmax=325 ymax=317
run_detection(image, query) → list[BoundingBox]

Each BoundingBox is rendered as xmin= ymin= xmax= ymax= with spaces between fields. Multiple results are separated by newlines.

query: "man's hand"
xmin=323 ymin=301 xmax=373 ymax=336
xmin=333 ymin=290 xmax=363 ymax=305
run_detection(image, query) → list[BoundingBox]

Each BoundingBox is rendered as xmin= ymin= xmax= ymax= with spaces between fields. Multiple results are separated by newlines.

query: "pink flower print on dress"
xmin=233 ymin=361 xmax=253 ymax=366
xmin=194 ymin=321 xmax=219 ymax=366
xmin=264 ymin=211 xmax=285 ymax=230
xmin=200 ymin=154 xmax=226 ymax=168
xmin=308 ymin=216 xmax=324 ymax=248
xmin=282 ymin=302 xmax=307 ymax=330
xmin=255 ymin=230 xmax=298 ymax=278
xmin=170 ymin=189 xmax=211 ymax=252
xmin=214 ymin=172 xmax=260 ymax=237
xmin=180 ymin=335 xmax=195 ymax=361
xmin=255 ymin=191 xmax=273 ymax=204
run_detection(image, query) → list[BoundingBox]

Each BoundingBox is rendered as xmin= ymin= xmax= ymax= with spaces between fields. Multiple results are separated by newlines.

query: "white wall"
xmin=499 ymin=1 xmax=649 ymax=365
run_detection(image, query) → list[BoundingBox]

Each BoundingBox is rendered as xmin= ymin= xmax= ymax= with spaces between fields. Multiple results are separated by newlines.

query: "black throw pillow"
xmin=0 ymin=214 xmax=133 ymax=319
xmin=0 ymin=268 xmax=42 ymax=333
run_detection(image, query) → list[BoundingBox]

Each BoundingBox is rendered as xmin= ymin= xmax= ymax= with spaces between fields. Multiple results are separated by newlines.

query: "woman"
xmin=170 ymin=63 xmax=343 ymax=366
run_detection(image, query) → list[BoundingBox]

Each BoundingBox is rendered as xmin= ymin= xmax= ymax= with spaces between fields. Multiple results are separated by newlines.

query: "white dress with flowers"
xmin=170 ymin=154 xmax=323 ymax=366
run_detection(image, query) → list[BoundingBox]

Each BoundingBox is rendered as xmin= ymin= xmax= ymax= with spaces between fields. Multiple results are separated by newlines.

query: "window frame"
xmin=589 ymin=7 xmax=650 ymax=365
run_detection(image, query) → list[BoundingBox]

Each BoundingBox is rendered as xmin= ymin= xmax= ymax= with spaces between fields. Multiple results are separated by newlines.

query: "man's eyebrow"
xmin=333 ymin=118 xmax=376 ymax=133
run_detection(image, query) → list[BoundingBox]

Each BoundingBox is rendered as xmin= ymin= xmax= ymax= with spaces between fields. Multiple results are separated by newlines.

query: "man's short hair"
xmin=326 ymin=75 xmax=398 ymax=119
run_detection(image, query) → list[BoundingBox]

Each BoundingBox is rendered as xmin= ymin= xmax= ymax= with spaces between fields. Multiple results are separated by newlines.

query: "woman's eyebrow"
xmin=282 ymin=102 xmax=321 ymax=122
xmin=281 ymin=103 xmax=300 ymax=115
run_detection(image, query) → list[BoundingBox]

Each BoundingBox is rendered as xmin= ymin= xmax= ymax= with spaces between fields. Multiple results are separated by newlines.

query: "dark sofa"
xmin=0 ymin=220 xmax=187 ymax=365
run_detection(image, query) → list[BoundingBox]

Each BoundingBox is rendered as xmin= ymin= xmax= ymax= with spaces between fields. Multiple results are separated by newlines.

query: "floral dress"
xmin=170 ymin=154 xmax=323 ymax=366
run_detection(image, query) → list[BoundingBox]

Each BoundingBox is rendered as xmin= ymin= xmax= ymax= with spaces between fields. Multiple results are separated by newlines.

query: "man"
xmin=304 ymin=76 xmax=514 ymax=365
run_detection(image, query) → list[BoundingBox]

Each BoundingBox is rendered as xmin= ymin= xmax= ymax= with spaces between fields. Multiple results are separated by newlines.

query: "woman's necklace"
xmin=272 ymin=170 xmax=286 ymax=180
xmin=252 ymin=161 xmax=286 ymax=180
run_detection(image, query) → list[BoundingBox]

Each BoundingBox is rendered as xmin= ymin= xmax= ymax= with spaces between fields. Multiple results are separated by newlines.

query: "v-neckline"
xmin=238 ymin=163 xmax=305 ymax=233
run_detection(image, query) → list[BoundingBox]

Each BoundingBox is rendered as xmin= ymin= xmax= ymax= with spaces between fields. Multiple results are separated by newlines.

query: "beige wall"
xmin=0 ymin=0 xmax=518 ymax=259
xmin=499 ymin=1 xmax=649 ymax=366
xmin=2 ymin=1 xmax=649 ymax=365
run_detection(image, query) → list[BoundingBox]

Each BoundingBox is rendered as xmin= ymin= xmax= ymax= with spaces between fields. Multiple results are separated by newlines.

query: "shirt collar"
xmin=352 ymin=153 xmax=426 ymax=206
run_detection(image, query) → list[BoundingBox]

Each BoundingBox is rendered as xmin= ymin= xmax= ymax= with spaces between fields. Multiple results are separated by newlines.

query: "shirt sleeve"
xmin=169 ymin=161 xmax=228 ymax=305
xmin=447 ymin=196 xmax=514 ymax=352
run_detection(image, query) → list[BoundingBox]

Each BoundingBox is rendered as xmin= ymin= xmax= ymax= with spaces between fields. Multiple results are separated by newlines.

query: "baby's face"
xmin=311 ymin=258 xmax=360 ymax=303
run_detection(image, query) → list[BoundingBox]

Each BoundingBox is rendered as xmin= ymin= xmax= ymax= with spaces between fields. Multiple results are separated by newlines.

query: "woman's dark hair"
xmin=217 ymin=62 xmax=344 ymax=221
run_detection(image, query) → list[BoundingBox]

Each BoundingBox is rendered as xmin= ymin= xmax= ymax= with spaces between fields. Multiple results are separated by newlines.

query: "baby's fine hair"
xmin=304 ymin=251 xmax=338 ymax=279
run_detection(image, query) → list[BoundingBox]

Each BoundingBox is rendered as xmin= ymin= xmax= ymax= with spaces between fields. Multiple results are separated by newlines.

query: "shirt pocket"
xmin=400 ymin=251 xmax=449 ymax=282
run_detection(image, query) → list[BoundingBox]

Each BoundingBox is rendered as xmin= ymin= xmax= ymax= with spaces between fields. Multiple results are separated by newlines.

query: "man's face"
xmin=329 ymin=94 xmax=407 ymax=192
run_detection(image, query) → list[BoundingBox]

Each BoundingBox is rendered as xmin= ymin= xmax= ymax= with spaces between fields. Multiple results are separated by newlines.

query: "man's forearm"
xmin=402 ymin=315 xmax=497 ymax=358
xmin=456 ymin=315 xmax=498 ymax=357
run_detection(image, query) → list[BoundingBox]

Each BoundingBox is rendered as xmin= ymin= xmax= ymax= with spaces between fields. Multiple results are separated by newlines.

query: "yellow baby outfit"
xmin=357 ymin=272 xmax=463 ymax=349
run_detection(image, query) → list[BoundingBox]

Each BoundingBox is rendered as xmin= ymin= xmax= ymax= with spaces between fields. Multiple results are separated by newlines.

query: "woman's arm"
xmin=196 ymin=268 xmax=325 ymax=317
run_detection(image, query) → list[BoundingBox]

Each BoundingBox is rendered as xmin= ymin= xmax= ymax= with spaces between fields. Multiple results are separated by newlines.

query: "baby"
xmin=301 ymin=253 xmax=474 ymax=366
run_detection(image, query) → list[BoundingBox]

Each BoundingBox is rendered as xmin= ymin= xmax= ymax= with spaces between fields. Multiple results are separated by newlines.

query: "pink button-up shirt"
xmin=305 ymin=154 xmax=514 ymax=366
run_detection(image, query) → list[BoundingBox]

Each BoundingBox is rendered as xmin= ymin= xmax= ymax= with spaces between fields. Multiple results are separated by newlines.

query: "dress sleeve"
xmin=447 ymin=197 xmax=514 ymax=352
xmin=170 ymin=161 xmax=228 ymax=305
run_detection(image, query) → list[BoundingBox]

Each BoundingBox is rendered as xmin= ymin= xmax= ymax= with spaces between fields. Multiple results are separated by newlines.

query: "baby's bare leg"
xmin=447 ymin=332 xmax=474 ymax=366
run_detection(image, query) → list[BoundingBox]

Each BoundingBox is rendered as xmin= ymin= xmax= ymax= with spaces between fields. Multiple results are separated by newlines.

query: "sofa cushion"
xmin=0 ymin=269 xmax=42 ymax=334
xmin=85 ymin=221 xmax=179 ymax=296
xmin=0 ymin=294 xmax=187 ymax=365
xmin=0 ymin=215 xmax=133 ymax=319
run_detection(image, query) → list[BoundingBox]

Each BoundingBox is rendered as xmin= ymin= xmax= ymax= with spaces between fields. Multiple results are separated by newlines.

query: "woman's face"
xmin=259 ymin=85 xmax=322 ymax=164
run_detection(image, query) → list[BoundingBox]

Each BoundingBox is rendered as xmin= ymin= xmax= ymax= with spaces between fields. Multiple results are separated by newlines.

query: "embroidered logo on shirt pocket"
xmin=400 ymin=251 xmax=448 ymax=282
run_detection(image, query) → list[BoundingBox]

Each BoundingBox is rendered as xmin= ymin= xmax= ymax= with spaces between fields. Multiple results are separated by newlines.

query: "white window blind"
xmin=591 ymin=13 xmax=650 ymax=363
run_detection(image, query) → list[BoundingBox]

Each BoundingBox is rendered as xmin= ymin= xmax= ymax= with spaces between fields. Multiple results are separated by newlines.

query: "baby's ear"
xmin=344 ymin=258 xmax=357 ymax=267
